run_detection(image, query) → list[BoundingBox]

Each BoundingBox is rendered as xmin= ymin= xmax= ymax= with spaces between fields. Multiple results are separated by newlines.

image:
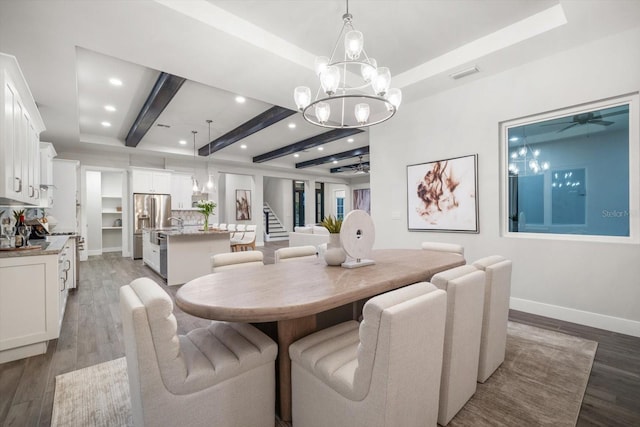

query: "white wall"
xmin=223 ymin=173 xmax=254 ymax=224
xmin=85 ymin=171 xmax=102 ymax=255
xmin=264 ymin=177 xmax=293 ymax=231
xmin=371 ymin=27 xmax=640 ymax=336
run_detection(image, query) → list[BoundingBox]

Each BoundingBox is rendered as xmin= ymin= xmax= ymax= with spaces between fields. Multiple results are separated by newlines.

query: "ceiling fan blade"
xmin=599 ymin=109 xmax=628 ymax=119
xmin=557 ymin=123 xmax=578 ymax=133
xmin=590 ymin=120 xmax=614 ymax=126
xmin=540 ymin=120 xmax=573 ymax=127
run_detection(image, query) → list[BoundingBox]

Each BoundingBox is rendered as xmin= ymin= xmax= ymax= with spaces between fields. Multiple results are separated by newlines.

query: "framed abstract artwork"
xmin=236 ymin=189 xmax=252 ymax=220
xmin=407 ymin=154 xmax=479 ymax=232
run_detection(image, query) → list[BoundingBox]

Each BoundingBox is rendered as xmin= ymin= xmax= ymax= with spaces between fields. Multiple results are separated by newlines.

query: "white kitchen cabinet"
xmin=0 ymin=54 xmax=45 ymax=205
xmin=142 ymin=229 xmax=161 ymax=274
xmin=57 ymin=238 xmax=75 ymax=329
xmin=49 ymin=159 xmax=79 ymax=233
xmin=164 ymin=230 xmax=230 ymax=286
xmin=39 ymin=142 xmax=57 ymax=207
xmin=131 ymin=168 xmax=171 ymax=194
xmin=62 ymin=237 xmax=76 ymax=290
xmin=0 ymin=236 xmax=73 ymax=363
xmin=170 ymin=173 xmax=195 ymax=210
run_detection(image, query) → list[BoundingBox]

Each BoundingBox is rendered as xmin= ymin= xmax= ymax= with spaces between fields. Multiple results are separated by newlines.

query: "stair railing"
xmin=263 ymin=202 xmax=286 ymax=237
xmin=264 ymin=211 xmax=270 ymax=234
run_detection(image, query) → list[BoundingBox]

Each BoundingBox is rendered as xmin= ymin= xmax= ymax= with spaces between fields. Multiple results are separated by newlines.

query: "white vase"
xmin=324 ymin=233 xmax=346 ymax=266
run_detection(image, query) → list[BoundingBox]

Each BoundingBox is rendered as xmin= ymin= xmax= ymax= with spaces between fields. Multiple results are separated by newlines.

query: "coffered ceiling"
xmin=0 ymin=0 xmax=639 ymax=178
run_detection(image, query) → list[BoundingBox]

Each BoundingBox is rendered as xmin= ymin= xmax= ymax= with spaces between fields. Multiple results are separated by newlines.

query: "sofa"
xmin=288 ymin=225 xmax=331 ymax=249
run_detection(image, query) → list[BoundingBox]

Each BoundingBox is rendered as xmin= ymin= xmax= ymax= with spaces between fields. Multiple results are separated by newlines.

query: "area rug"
xmin=51 ymin=322 xmax=597 ymax=427
xmin=51 ymin=357 xmax=132 ymax=427
xmin=449 ymin=321 xmax=598 ymax=426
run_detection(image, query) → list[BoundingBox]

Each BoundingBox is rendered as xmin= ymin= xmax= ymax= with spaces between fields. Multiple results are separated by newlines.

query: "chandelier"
xmin=293 ymin=0 xmax=401 ymax=129
xmin=508 ymin=145 xmax=550 ymax=176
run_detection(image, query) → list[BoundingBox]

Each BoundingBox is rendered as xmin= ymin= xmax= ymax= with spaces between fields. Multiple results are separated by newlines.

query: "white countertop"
xmin=0 ymin=235 xmax=70 ymax=258
xmin=157 ymin=227 xmax=230 ymax=237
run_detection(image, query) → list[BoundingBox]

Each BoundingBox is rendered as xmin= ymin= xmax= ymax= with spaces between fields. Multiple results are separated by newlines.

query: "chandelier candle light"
xmin=191 ymin=130 xmax=199 ymax=194
xmin=294 ymin=0 xmax=401 ymax=128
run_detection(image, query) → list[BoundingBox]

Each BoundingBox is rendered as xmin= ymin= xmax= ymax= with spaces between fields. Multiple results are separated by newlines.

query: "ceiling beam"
xmin=296 ymin=146 xmax=369 ymax=169
xmin=253 ymin=128 xmax=364 ymax=163
xmin=125 ymin=72 xmax=186 ymax=147
xmin=199 ymin=106 xmax=296 ymax=156
xmin=330 ymin=161 xmax=370 ymax=173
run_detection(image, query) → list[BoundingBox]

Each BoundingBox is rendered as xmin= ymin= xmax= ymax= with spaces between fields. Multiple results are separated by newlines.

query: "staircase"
xmin=263 ymin=203 xmax=289 ymax=242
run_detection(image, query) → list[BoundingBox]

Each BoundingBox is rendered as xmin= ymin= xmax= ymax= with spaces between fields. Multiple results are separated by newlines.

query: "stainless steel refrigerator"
xmin=133 ymin=193 xmax=171 ymax=259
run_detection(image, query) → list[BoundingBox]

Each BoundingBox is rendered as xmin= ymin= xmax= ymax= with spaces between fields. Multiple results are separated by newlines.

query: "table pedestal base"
xmin=276 ymin=315 xmax=317 ymax=422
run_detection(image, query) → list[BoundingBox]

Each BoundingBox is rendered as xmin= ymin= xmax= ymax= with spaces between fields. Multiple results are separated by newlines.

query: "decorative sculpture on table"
xmin=340 ymin=209 xmax=375 ymax=268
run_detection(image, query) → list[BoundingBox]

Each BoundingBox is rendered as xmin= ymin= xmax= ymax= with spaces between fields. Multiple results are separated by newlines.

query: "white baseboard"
xmin=510 ymin=297 xmax=640 ymax=338
xmin=102 ymin=247 xmax=122 ymax=253
xmin=87 ymin=249 xmax=101 ymax=256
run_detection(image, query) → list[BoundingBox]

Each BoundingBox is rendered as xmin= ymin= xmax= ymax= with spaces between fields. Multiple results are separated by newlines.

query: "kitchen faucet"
xmin=168 ymin=217 xmax=184 ymax=230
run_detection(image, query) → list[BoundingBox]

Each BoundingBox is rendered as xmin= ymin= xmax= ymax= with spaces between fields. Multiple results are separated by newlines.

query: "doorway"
xmin=293 ymin=181 xmax=305 ymax=227
xmin=315 ymin=182 xmax=325 ymax=223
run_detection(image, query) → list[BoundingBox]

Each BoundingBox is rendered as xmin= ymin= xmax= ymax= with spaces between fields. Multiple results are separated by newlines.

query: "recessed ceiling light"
xmin=240 ymin=144 xmax=247 ymax=149
xmin=288 ymin=123 xmax=296 ymax=129
xmin=294 ymin=153 xmax=300 ymax=158
xmin=179 ymin=140 xmax=187 ymax=145
xmin=509 ymin=136 xmax=519 ymax=142
xmin=347 ymin=138 xmax=354 ymax=143
xmin=101 ymin=121 xmax=111 ymax=127
xmin=332 ymin=160 xmax=338 ymax=164
xmin=108 ymin=78 xmax=122 ymax=86
xmin=318 ymin=147 xmax=324 ymax=151
xmin=235 ymin=96 xmax=246 ymax=103
xmin=104 ymin=105 xmax=116 ymax=112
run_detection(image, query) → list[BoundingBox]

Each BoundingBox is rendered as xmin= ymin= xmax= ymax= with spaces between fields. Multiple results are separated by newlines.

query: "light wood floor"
xmin=0 ymin=242 xmax=638 ymax=426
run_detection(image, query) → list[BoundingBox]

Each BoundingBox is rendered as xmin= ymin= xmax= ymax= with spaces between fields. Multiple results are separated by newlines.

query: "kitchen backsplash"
xmin=170 ymin=210 xmax=218 ymax=226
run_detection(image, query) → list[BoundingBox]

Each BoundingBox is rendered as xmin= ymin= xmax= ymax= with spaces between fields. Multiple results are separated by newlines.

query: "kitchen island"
xmin=156 ymin=228 xmax=230 ymax=286
xmin=0 ymin=236 xmax=76 ymax=362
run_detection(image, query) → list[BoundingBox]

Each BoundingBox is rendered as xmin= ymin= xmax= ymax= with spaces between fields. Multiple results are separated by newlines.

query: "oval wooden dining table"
xmin=176 ymin=248 xmax=465 ymax=422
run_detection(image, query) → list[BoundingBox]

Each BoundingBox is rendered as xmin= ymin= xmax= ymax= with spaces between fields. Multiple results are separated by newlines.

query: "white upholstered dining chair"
xmin=421 ymin=241 xmax=465 ymax=256
xmin=274 ymin=245 xmax=317 ymax=263
xmin=211 ymin=250 xmax=263 ymax=272
xmin=233 ymin=224 xmax=257 ymax=251
xmin=430 ymin=265 xmax=486 ymax=425
xmin=119 ymin=277 xmax=277 ymax=427
xmin=472 ymin=255 xmax=512 ymax=383
xmin=289 ymin=282 xmax=447 ymax=427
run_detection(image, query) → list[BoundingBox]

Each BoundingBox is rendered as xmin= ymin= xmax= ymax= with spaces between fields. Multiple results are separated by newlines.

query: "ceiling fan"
xmin=351 ymin=156 xmax=370 ymax=174
xmin=547 ymin=109 xmax=626 ymax=133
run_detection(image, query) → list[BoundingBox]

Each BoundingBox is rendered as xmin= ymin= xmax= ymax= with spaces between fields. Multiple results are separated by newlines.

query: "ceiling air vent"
xmin=156 ymin=123 xmax=171 ymax=128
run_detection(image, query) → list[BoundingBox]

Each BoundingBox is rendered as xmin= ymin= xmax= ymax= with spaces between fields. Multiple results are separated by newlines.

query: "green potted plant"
xmin=320 ymin=215 xmax=343 ymax=233
xmin=196 ymin=200 xmax=217 ymax=231
xmin=320 ymin=215 xmax=346 ymax=266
